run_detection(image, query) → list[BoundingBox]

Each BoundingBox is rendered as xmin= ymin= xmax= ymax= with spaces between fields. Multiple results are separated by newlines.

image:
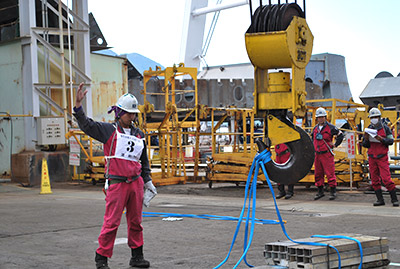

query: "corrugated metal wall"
xmin=90 ymin=53 xmax=128 ymax=122
xmin=0 ymin=41 xmax=25 ymax=176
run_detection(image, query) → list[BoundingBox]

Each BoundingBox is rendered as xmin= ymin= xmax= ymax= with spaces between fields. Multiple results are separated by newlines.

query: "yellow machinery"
xmin=141 ymin=64 xmax=200 ymax=186
xmin=66 ymin=130 xmax=105 ymax=184
xmin=65 ymin=64 xmax=202 ymax=186
xmin=244 ymin=2 xmax=315 ymax=185
xmin=206 ymin=107 xmax=265 ymax=187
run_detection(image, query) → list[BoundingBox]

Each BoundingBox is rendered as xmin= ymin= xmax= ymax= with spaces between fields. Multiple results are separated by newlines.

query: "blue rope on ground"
xmin=142 ymin=212 xmax=280 ymax=225
xmin=214 ymin=148 xmax=364 ymax=269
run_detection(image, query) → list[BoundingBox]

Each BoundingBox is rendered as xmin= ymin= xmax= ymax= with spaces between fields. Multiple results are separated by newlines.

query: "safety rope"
xmin=143 ymin=212 xmax=280 ymax=225
xmin=213 ymin=148 xmax=364 ymax=269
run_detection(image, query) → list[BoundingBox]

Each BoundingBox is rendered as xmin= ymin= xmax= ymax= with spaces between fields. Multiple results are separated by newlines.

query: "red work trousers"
xmin=369 ymin=155 xmax=395 ymax=191
xmin=314 ymin=152 xmax=336 ymax=187
xmin=96 ymin=177 xmax=144 ymax=258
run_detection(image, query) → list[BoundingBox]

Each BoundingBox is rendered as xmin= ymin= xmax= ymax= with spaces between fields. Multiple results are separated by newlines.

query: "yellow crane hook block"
xmin=245 ymin=15 xmax=313 ymax=118
xmin=245 ymin=3 xmax=315 ymax=185
xmin=245 ymin=16 xmax=313 ymax=70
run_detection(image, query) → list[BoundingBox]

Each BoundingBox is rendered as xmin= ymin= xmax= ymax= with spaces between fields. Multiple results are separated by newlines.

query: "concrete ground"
xmin=0 ymin=181 xmax=399 ymax=269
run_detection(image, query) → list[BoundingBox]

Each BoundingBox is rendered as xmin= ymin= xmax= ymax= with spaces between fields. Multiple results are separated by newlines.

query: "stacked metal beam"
xmin=264 ymin=234 xmax=390 ymax=268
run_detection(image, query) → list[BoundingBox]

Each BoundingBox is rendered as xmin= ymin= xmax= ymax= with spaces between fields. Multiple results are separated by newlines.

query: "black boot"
xmin=95 ymin=252 xmax=110 ymax=269
xmin=389 ymin=189 xmax=399 ymax=207
xmin=276 ymin=184 xmax=286 ymax=199
xmin=314 ymin=186 xmax=325 ymax=200
xmin=130 ymin=246 xmax=150 ymax=268
xmin=373 ymin=189 xmax=385 ymax=206
xmin=329 ymin=186 xmax=337 ymax=200
xmin=285 ymin=184 xmax=294 ymax=199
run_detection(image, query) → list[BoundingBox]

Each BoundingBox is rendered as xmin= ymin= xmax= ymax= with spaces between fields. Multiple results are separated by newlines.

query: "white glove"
xmin=145 ymin=181 xmax=157 ymax=194
xmin=143 ymin=181 xmax=157 ymax=207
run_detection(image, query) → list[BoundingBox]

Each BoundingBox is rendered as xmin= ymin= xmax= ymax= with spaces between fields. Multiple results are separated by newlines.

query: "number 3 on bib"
xmin=114 ymin=132 xmax=144 ymax=162
xmin=127 ymin=140 xmax=136 ymax=152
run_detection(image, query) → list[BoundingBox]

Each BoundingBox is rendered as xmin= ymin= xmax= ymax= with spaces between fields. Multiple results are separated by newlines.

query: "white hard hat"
xmin=116 ymin=93 xmax=140 ymax=113
xmin=316 ymin=107 xmax=327 ymax=117
xmin=368 ymin=107 xmax=381 ymax=118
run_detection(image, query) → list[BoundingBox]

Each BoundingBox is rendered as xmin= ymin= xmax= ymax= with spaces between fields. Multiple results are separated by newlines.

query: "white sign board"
xmin=185 ymin=146 xmax=194 ymax=158
xmin=69 ymin=153 xmax=80 ymax=166
xmin=69 ymin=135 xmax=81 ymax=153
xmin=346 ymin=132 xmax=355 ymax=159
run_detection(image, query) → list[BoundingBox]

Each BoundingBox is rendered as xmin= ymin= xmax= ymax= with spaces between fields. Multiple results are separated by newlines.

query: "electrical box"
xmin=36 ymin=117 xmax=66 ymax=145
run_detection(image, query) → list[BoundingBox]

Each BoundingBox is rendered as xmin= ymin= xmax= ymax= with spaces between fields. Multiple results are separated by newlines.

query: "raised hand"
xmin=75 ymin=82 xmax=88 ymax=108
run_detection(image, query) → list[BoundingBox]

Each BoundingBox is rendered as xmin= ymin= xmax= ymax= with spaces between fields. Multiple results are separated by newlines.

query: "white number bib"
xmin=113 ymin=132 xmax=144 ymax=162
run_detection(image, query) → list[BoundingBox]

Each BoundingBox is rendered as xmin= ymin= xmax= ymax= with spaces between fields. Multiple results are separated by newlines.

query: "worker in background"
xmin=73 ymin=83 xmax=156 ymax=269
xmin=274 ymin=143 xmax=294 ymax=199
xmin=311 ymin=107 xmax=344 ymax=200
xmin=362 ymin=107 xmax=398 ymax=207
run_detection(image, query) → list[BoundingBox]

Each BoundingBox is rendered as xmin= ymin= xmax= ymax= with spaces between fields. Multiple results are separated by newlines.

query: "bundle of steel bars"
xmin=264 ymin=234 xmax=390 ymax=268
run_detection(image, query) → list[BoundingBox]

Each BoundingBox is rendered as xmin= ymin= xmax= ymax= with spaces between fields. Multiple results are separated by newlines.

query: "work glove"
xmin=143 ymin=181 xmax=157 ymax=207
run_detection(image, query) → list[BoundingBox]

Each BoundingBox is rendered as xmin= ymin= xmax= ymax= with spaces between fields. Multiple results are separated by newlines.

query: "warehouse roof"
xmin=359 ymin=76 xmax=400 ymax=107
xmin=94 ymin=50 xmax=164 ymax=79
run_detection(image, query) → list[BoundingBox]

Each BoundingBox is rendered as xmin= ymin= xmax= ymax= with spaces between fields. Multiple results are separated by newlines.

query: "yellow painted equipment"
xmin=206 ymin=108 xmax=264 ymax=187
xmin=246 ymin=16 xmax=313 ymax=118
xmin=66 ymin=130 xmax=105 ymax=184
xmin=141 ymin=64 xmax=200 ymax=186
xmin=244 ymin=5 xmax=315 ymax=185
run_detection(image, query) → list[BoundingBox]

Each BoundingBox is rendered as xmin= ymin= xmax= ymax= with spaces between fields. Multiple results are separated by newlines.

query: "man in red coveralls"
xmin=274 ymin=143 xmax=294 ymax=199
xmin=74 ymin=83 xmax=156 ymax=269
xmin=311 ymin=107 xmax=344 ymax=200
xmin=362 ymin=107 xmax=398 ymax=207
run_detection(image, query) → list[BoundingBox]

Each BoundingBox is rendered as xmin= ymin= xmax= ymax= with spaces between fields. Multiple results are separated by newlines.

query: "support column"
xmin=73 ymin=0 xmax=92 ymax=117
xmin=19 ymin=0 xmax=39 ymax=150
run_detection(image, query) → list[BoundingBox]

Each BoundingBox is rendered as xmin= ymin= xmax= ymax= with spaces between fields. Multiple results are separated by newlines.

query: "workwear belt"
xmin=368 ymin=154 xmax=386 ymax=159
xmin=277 ymin=149 xmax=289 ymax=156
xmin=316 ymin=150 xmax=328 ymax=154
xmin=109 ymin=175 xmax=140 ymax=185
